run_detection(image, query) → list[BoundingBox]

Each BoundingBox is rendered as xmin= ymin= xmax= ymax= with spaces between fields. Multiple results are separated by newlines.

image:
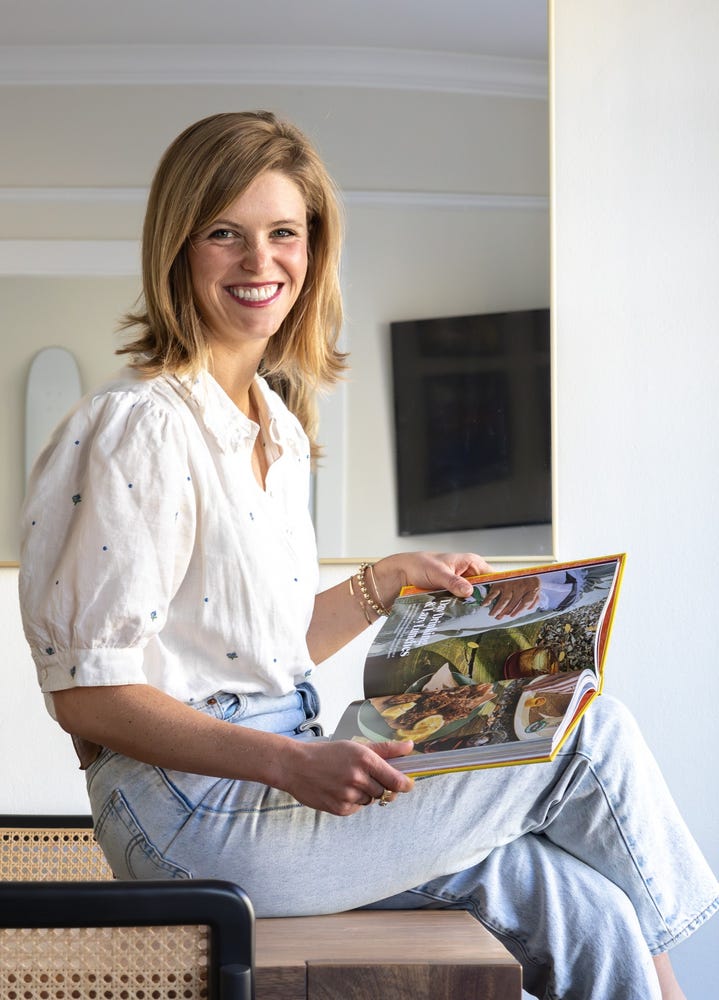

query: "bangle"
xmin=356 ymin=562 xmax=392 ymax=617
xmin=367 ymin=563 xmax=392 ymax=615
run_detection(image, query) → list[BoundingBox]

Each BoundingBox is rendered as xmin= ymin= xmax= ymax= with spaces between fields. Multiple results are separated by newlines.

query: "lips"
xmin=226 ymin=283 xmax=281 ymax=304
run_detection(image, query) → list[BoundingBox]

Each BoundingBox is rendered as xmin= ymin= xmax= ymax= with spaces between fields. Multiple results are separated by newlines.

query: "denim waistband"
xmin=190 ymin=681 xmax=323 ymax=739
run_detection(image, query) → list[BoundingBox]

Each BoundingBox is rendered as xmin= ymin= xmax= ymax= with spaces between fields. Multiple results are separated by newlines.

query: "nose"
xmin=239 ymin=237 xmax=270 ymax=272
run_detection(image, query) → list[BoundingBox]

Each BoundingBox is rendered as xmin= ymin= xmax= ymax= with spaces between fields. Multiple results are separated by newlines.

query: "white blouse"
xmin=19 ymin=368 xmax=319 ymax=716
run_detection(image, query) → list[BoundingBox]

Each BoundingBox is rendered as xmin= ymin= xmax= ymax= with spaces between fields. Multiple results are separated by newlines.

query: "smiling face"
xmin=187 ymin=169 xmax=310 ymax=363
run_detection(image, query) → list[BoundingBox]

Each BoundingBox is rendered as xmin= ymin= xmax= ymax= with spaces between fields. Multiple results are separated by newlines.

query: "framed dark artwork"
xmin=390 ymin=308 xmax=551 ymax=536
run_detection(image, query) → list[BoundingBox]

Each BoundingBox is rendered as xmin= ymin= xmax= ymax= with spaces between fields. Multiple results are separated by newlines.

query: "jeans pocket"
xmin=94 ymin=788 xmax=192 ymax=880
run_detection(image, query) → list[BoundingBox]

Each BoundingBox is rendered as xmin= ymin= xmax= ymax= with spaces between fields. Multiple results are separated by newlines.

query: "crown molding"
xmin=0 ymin=44 xmax=547 ymax=98
xmin=0 ymin=186 xmax=547 ymax=212
xmin=345 ymin=191 xmax=548 ymax=211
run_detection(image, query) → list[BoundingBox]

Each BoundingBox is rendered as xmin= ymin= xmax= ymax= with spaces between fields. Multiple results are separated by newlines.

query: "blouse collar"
xmin=174 ymin=370 xmax=283 ymax=455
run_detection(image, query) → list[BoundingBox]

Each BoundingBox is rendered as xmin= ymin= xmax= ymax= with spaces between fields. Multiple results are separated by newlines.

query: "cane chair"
xmin=0 ymin=818 xmax=254 ymax=999
xmin=0 ymin=879 xmax=254 ymax=1000
xmin=0 ymin=814 xmax=112 ymax=881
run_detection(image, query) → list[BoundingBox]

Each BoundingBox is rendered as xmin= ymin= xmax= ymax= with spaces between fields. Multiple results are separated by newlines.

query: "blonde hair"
xmin=119 ymin=111 xmax=346 ymax=452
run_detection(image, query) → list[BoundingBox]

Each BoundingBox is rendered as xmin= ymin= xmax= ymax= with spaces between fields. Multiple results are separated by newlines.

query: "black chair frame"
xmin=0 ymin=878 xmax=255 ymax=1000
xmin=0 ymin=813 xmax=94 ymax=827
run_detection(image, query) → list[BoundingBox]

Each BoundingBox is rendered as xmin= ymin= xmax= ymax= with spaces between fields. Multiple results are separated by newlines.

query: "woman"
xmin=19 ymin=111 xmax=717 ymax=1000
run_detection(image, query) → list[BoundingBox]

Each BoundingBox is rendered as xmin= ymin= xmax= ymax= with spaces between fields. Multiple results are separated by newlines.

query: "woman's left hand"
xmin=308 ymin=551 xmax=493 ymax=665
xmin=370 ymin=551 xmax=493 ymax=610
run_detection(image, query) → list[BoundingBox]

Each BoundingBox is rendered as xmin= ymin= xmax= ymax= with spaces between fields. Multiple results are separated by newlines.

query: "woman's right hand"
xmin=52 ymin=683 xmax=414 ymax=816
xmin=276 ymin=737 xmax=415 ymax=816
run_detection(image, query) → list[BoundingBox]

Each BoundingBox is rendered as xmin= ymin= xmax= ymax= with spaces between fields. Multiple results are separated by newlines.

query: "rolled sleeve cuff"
xmin=36 ymin=647 xmax=148 ymax=693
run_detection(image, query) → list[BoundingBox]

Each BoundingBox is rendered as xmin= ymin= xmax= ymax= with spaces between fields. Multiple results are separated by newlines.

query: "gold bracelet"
xmin=367 ymin=562 xmax=392 ymax=616
xmin=348 ymin=574 xmax=374 ymax=625
xmin=356 ymin=562 xmax=391 ymax=617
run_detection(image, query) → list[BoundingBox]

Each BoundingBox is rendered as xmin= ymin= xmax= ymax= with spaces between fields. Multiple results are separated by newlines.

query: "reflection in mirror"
xmin=0 ymin=6 xmax=548 ymax=565
xmin=315 ymin=43 xmax=550 ymax=562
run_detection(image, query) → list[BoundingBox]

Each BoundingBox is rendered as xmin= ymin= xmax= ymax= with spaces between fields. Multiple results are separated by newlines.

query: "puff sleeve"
xmin=19 ymin=386 xmax=197 ymax=695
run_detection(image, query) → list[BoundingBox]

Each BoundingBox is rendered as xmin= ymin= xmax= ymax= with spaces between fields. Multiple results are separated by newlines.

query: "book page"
xmin=332 ymin=669 xmax=597 ymax=771
xmin=362 ymin=556 xmax=623 ymax=699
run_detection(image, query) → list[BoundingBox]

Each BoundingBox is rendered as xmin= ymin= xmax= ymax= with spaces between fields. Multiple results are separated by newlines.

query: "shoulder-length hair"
xmin=119 ymin=110 xmax=346 ymax=452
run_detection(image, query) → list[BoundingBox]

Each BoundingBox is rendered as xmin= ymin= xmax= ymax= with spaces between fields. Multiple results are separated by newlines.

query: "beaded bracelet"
xmin=348 ymin=573 xmax=374 ymax=625
xmin=356 ymin=561 xmax=392 ymax=617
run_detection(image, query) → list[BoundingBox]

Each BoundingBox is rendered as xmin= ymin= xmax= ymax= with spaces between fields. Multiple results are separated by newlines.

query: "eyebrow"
xmin=206 ymin=216 xmax=307 ymax=230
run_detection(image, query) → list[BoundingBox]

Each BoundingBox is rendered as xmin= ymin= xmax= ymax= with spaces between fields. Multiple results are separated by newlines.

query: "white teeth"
xmin=229 ymin=284 xmax=279 ymax=302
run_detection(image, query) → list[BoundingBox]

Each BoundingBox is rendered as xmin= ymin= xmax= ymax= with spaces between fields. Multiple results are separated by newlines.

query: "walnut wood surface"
xmin=255 ymin=909 xmax=522 ymax=1000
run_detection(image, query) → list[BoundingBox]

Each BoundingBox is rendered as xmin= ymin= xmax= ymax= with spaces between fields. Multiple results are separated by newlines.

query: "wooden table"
xmin=255 ymin=909 xmax=522 ymax=1000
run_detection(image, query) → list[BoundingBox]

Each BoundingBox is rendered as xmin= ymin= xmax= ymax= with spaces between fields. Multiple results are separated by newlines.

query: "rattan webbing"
xmin=0 ymin=826 xmax=113 ymax=881
xmin=0 ymin=924 xmax=210 ymax=999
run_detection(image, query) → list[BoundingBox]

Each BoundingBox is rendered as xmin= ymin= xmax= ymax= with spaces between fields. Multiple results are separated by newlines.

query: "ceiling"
xmin=0 ymin=0 xmax=547 ymax=60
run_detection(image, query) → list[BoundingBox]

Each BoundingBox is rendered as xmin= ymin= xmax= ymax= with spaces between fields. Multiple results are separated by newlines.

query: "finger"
xmin=479 ymin=585 xmax=499 ymax=609
xmin=489 ymin=591 xmax=514 ymax=618
xmin=445 ymin=572 xmax=476 ymax=598
xmin=497 ymin=587 xmax=538 ymax=619
xmin=506 ymin=595 xmax=527 ymax=617
xmin=433 ymin=554 xmax=488 ymax=596
xmin=362 ymin=777 xmax=389 ymax=802
xmin=366 ymin=742 xmax=415 ymax=793
xmin=452 ymin=552 xmax=492 ymax=577
xmin=511 ymin=588 xmax=540 ymax=615
xmin=466 ymin=556 xmax=493 ymax=576
xmin=370 ymin=738 xmax=414 ymax=759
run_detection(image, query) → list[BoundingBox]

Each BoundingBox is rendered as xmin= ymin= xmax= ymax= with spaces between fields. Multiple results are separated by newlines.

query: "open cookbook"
xmin=332 ymin=554 xmax=626 ymax=777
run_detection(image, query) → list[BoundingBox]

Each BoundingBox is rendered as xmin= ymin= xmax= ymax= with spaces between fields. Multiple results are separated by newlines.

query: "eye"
xmin=271 ymin=227 xmax=297 ymax=239
xmin=207 ymin=228 xmax=238 ymax=241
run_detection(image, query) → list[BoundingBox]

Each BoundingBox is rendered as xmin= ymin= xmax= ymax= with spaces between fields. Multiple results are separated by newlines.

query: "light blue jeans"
xmin=85 ymin=684 xmax=718 ymax=1000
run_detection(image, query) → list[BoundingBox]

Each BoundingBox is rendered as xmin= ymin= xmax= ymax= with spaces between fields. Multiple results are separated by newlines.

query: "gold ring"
xmin=377 ymin=790 xmax=392 ymax=807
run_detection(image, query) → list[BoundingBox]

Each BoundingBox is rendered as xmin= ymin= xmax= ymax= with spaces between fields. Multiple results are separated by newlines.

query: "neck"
xmin=209 ymin=345 xmax=264 ymax=416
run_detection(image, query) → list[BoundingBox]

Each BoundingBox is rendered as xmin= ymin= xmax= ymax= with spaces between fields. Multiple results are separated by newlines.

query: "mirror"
xmin=0 ymin=6 xmax=549 ymax=565
xmin=24 ymin=347 xmax=82 ymax=488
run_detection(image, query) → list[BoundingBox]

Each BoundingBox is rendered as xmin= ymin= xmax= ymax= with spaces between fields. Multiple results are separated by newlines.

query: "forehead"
xmin=216 ymin=170 xmax=308 ymax=222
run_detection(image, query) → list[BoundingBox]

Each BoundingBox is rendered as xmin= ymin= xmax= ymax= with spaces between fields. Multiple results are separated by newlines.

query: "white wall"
xmin=553 ymin=1 xmax=719 ymax=993
xmin=1 ymin=566 xmax=88 ymax=812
